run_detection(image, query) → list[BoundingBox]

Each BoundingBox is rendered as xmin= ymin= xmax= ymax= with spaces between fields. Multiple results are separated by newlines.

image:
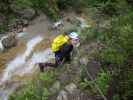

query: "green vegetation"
xmin=80 ymin=69 xmax=111 ymax=95
xmin=10 ymin=70 xmax=57 ymax=100
xmin=0 ymin=0 xmax=131 ymax=100
xmin=78 ymin=0 xmax=133 ymax=99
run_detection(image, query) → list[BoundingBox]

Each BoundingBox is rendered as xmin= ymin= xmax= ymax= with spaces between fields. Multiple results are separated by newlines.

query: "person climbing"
xmin=39 ymin=31 xmax=80 ymax=72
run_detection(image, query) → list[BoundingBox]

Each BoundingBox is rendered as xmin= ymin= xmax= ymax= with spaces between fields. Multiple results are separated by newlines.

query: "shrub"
xmin=80 ymin=69 xmax=111 ymax=95
xmin=10 ymin=70 xmax=57 ymax=100
xmin=30 ymin=0 xmax=60 ymax=21
xmin=98 ymin=4 xmax=133 ymax=100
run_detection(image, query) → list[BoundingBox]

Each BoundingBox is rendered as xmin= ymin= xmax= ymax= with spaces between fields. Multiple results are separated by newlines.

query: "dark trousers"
xmin=39 ymin=44 xmax=73 ymax=71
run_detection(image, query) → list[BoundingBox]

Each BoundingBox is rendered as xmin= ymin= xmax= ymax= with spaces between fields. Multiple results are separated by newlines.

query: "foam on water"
xmin=0 ymin=39 xmax=4 ymax=51
xmin=23 ymin=35 xmax=43 ymax=59
xmin=17 ymin=48 xmax=54 ymax=75
xmin=1 ymin=36 xmax=43 ymax=83
xmin=0 ymin=37 xmax=55 ymax=100
xmin=17 ymin=32 xmax=28 ymax=38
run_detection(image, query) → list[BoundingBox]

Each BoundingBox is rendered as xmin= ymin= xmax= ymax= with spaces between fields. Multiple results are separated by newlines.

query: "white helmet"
xmin=68 ymin=32 xmax=78 ymax=39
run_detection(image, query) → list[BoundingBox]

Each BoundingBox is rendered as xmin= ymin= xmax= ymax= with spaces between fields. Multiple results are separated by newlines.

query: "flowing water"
xmin=1 ymin=36 xmax=43 ymax=83
xmin=0 ymin=14 xmax=55 ymax=100
xmin=0 ymin=36 xmax=54 ymax=100
xmin=0 ymin=13 xmax=89 ymax=100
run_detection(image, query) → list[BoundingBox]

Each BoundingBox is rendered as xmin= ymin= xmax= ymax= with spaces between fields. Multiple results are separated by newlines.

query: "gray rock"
xmin=57 ymin=90 xmax=68 ymax=100
xmin=1 ymin=34 xmax=17 ymax=49
xmin=21 ymin=19 xmax=29 ymax=26
xmin=65 ymin=83 xmax=77 ymax=94
xmin=49 ymin=81 xmax=61 ymax=94
xmin=0 ymin=40 xmax=4 ymax=52
xmin=80 ymin=57 xmax=88 ymax=65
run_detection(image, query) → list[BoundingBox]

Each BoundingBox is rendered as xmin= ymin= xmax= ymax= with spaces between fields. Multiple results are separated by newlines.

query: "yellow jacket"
xmin=51 ymin=34 xmax=69 ymax=52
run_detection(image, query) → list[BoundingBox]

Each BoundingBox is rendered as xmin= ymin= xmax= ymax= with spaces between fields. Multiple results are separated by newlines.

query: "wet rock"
xmin=0 ymin=40 xmax=4 ymax=51
xmin=21 ymin=19 xmax=29 ymax=26
xmin=65 ymin=83 xmax=77 ymax=94
xmin=57 ymin=90 xmax=68 ymax=100
xmin=53 ymin=20 xmax=63 ymax=29
xmin=49 ymin=81 xmax=61 ymax=94
xmin=16 ymin=19 xmax=29 ymax=27
xmin=1 ymin=33 xmax=17 ymax=49
xmin=8 ymin=18 xmax=29 ymax=33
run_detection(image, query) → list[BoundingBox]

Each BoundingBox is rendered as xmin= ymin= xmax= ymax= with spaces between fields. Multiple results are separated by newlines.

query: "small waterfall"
xmin=0 ymin=36 xmax=55 ymax=100
xmin=17 ymin=48 xmax=54 ymax=76
xmin=1 ymin=36 xmax=43 ymax=83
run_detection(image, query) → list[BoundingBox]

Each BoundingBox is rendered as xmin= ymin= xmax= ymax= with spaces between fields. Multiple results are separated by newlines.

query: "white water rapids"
xmin=0 ymin=36 xmax=54 ymax=100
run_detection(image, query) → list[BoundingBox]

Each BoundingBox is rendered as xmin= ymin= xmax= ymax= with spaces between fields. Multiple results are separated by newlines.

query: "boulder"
xmin=1 ymin=33 xmax=17 ymax=49
xmin=8 ymin=18 xmax=29 ymax=33
xmin=65 ymin=83 xmax=77 ymax=94
xmin=0 ymin=40 xmax=4 ymax=51
xmin=15 ymin=19 xmax=29 ymax=26
xmin=21 ymin=19 xmax=29 ymax=26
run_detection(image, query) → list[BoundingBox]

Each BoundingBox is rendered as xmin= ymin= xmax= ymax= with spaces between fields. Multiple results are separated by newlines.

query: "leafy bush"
xmin=13 ymin=0 xmax=33 ymax=9
xmin=100 ymin=47 xmax=126 ymax=65
xmin=96 ymin=70 xmax=111 ymax=94
xmin=10 ymin=70 xmax=57 ymax=100
xmin=80 ymin=69 xmax=111 ymax=95
xmin=97 ymin=3 xmax=133 ymax=99
xmin=30 ymin=0 xmax=60 ymax=21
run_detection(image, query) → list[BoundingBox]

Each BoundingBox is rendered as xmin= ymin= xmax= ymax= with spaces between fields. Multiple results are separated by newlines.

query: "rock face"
xmin=8 ymin=19 xmax=29 ymax=33
xmin=0 ymin=40 xmax=4 ymax=51
xmin=0 ymin=34 xmax=17 ymax=51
